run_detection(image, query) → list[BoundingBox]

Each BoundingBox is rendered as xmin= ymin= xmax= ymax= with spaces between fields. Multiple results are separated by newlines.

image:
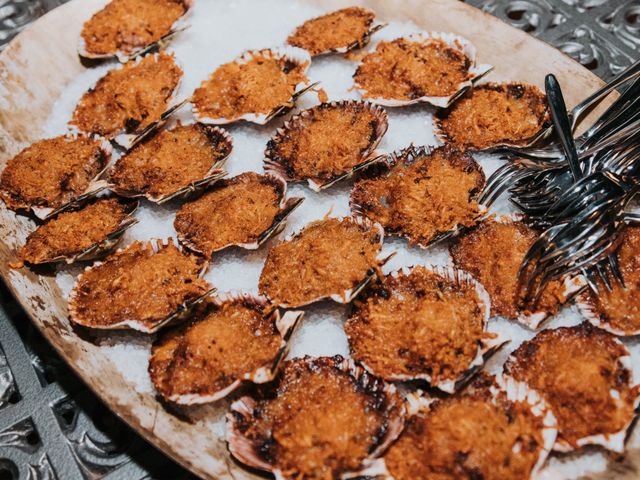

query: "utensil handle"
xmin=546 ymin=74 xmax=583 ymax=181
xmin=571 ymin=58 xmax=640 ymax=129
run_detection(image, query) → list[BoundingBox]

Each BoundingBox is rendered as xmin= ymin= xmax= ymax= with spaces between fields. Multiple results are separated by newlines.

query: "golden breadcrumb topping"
xmin=436 ymin=83 xmax=548 ymax=150
xmin=110 ymin=123 xmax=230 ymax=199
xmin=71 ymin=53 xmax=182 ymax=138
xmin=174 ymin=172 xmax=282 ymax=256
xmin=506 ymin=324 xmax=637 ymax=447
xmin=0 ymin=135 xmax=108 ymax=211
xmin=287 ymin=7 xmax=375 ymax=55
xmin=354 ymin=37 xmax=471 ymax=99
xmin=259 ymin=218 xmax=381 ymax=307
xmin=352 ymin=146 xmax=484 ymax=246
xmin=81 ymin=0 xmax=187 ymax=56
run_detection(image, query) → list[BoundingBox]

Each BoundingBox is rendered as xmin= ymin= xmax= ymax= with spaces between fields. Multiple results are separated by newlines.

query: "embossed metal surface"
xmin=0 ymin=0 xmax=636 ymax=478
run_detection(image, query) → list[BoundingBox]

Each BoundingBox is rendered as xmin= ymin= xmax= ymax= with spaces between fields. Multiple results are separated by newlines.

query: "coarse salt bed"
xmin=41 ymin=0 xmax=639 ymax=477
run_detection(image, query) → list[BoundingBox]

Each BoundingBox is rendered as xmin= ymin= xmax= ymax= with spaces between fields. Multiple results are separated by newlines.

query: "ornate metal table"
xmin=0 ymin=0 xmax=637 ymax=478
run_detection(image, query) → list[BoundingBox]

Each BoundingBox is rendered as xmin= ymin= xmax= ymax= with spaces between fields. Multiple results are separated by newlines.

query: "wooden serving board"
xmin=0 ymin=0 xmax=632 ymax=478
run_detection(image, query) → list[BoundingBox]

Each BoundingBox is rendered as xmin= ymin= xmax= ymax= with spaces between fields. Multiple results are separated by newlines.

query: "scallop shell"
xmin=575 ymin=288 xmax=640 ymax=337
xmin=192 ymin=47 xmax=314 ymax=125
xmin=350 ymin=145 xmax=489 ymax=248
xmin=348 ymin=375 xmax=558 ymax=480
xmin=21 ymin=198 xmax=139 ymax=266
xmin=288 ymin=6 xmax=386 ymax=57
xmin=483 ymin=214 xmax=585 ymax=329
xmin=432 ymin=82 xmax=551 ymax=151
xmin=176 ymin=173 xmax=304 ymax=255
xmin=30 ymin=135 xmax=113 ymax=221
xmin=158 ymin=293 xmax=303 ymax=405
xmin=264 ymin=100 xmax=388 ymax=192
xmin=263 ymin=215 xmax=393 ymax=309
xmin=226 ymin=355 xmax=406 ymax=479
xmin=354 ymin=32 xmax=493 ymax=108
xmin=350 ymin=265 xmax=509 ymax=394
xmin=77 ymin=0 xmax=193 ymax=63
xmin=68 ymin=238 xmax=214 ymax=333
xmin=110 ymin=123 xmax=232 ymax=204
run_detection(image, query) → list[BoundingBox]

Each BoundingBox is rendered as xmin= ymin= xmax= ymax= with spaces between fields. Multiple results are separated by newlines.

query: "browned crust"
xmin=449 ymin=219 xmax=567 ymax=319
xmin=265 ymin=101 xmax=387 ymax=184
xmin=583 ymin=225 xmax=640 ymax=334
xmin=80 ymin=0 xmax=188 ymax=57
xmin=109 ymin=123 xmax=231 ymax=200
xmin=504 ymin=323 xmax=637 ymax=448
xmin=383 ymin=374 xmax=545 ymax=479
xmin=174 ymin=172 xmax=284 ymax=257
xmin=258 ymin=217 xmax=382 ymax=307
xmin=351 ymin=145 xmax=485 ymax=247
xmin=345 ymin=266 xmax=490 ymax=384
xmin=435 ymin=82 xmax=549 ymax=150
xmin=149 ymin=298 xmax=282 ymax=401
xmin=353 ymin=37 xmax=472 ymax=100
xmin=231 ymin=356 xmax=402 ymax=479
xmin=71 ymin=52 xmax=183 ymax=138
xmin=69 ymin=239 xmax=210 ymax=330
xmin=0 ymin=135 xmax=109 ymax=212
xmin=19 ymin=197 xmax=136 ymax=265
xmin=287 ymin=7 xmax=376 ymax=56
xmin=191 ymin=50 xmax=309 ymax=121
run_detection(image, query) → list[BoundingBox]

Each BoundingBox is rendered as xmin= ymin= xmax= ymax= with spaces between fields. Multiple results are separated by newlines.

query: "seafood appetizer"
xmin=359 ymin=374 xmax=557 ymax=480
xmin=258 ymin=216 xmax=387 ymax=308
xmin=191 ymin=47 xmax=312 ymax=125
xmin=577 ymin=225 xmax=640 ymax=336
xmin=78 ymin=0 xmax=192 ymax=62
xmin=450 ymin=217 xmax=581 ymax=328
xmin=15 ymin=197 xmax=138 ymax=267
xmin=109 ymin=123 xmax=231 ymax=203
xmin=435 ymin=82 xmax=549 ymax=150
xmin=174 ymin=172 xmax=303 ymax=257
xmin=351 ymin=145 xmax=486 ymax=247
xmin=287 ymin=6 xmax=384 ymax=56
xmin=68 ymin=239 xmax=212 ymax=333
xmin=264 ymin=100 xmax=388 ymax=191
xmin=345 ymin=266 xmax=506 ymax=393
xmin=505 ymin=323 xmax=640 ymax=452
xmin=353 ymin=32 xmax=492 ymax=108
xmin=149 ymin=295 xmax=303 ymax=404
xmin=70 ymin=52 xmax=183 ymax=145
xmin=0 ymin=134 xmax=111 ymax=219
xmin=226 ymin=355 xmax=405 ymax=480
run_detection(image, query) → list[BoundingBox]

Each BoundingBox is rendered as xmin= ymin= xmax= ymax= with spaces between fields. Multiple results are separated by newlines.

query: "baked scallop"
xmin=450 ymin=217 xmax=581 ymax=328
xmin=345 ymin=266 xmax=506 ymax=393
xmin=109 ymin=122 xmax=232 ymax=203
xmin=434 ymin=82 xmax=549 ymax=150
xmin=577 ymin=225 xmax=640 ymax=336
xmin=68 ymin=238 xmax=212 ymax=333
xmin=174 ymin=172 xmax=303 ymax=257
xmin=0 ymin=134 xmax=111 ymax=219
xmin=264 ymin=100 xmax=388 ymax=191
xmin=258 ymin=216 xmax=388 ymax=308
xmin=78 ymin=0 xmax=192 ymax=62
xmin=149 ymin=295 xmax=303 ymax=404
xmin=353 ymin=32 xmax=492 ymax=108
xmin=286 ymin=6 xmax=384 ymax=56
xmin=70 ymin=52 xmax=183 ymax=147
xmin=191 ymin=47 xmax=312 ymax=125
xmin=356 ymin=374 xmax=557 ymax=480
xmin=16 ymin=197 xmax=138 ymax=267
xmin=505 ymin=323 xmax=640 ymax=452
xmin=351 ymin=145 xmax=486 ymax=247
xmin=226 ymin=355 xmax=405 ymax=480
